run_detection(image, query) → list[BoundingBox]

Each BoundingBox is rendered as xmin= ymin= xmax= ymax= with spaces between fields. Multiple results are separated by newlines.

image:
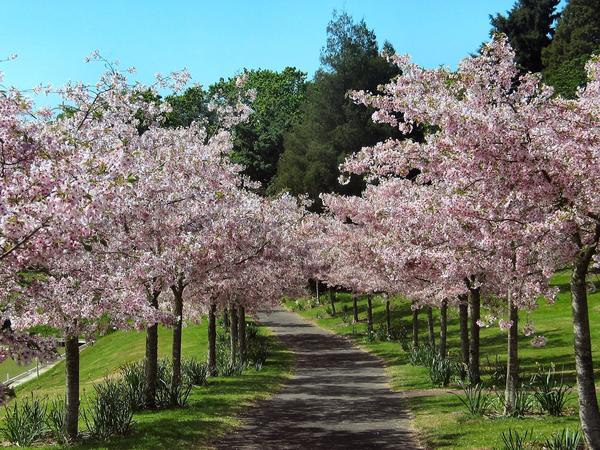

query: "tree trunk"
xmin=65 ymin=335 xmax=80 ymax=441
xmin=223 ymin=308 xmax=230 ymax=330
xmin=385 ymin=299 xmax=391 ymax=335
xmin=439 ymin=300 xmax=448 ymax=359
xmin=238 ymin=305 xmax=246 ymax=363
xmin=504 ymin=295 xmax=519 ymax=415
xmin=469 ymin=287 xmax=481 ymax=384
xmin=459 ymin=297 xmax=469 ymax=369
xmin=144 ymin=290 xmax=160 ymax=408
xmin=572 ymin=253 xmax=600 ymax=449
xmin=170 ymin=280 xmax=184 ymax=405
xmin=412 ymin=304 xmax=419 ymax=350
xmin=427 ymin=306 xmax=435 ymax=350
xmin=367 ymin=294 xmax=373 ymax=334
xmin=329 ymin=288 xmax=336 ymax=316
xmin=230 ymin=305 xmax=239 ymax=364
xmin=352 ymin=294 xmax=359 ymax=323
xmin=208 ymin=303 xmax=217 ymax=376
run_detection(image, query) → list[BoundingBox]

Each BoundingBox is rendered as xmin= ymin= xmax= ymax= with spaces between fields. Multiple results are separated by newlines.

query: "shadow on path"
xmin=214 ymin=308 xmax=420 ymax=450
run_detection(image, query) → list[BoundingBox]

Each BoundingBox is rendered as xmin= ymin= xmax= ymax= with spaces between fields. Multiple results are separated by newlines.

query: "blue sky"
xmin=1 ymin=1 xmax=535 ymax=105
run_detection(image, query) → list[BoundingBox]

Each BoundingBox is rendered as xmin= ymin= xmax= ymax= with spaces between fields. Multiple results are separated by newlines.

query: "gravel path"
xmin=215 ymin=307 xmax=421 ymax=450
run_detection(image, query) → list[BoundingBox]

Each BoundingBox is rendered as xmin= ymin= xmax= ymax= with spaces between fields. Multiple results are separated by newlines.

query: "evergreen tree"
xmin=489 ymin=0 xmax=560 ymax=73
xmin=542 ymin=0 xmax=600 ymax=97
xmin=270 ymin=11 xmax=401 ymax=210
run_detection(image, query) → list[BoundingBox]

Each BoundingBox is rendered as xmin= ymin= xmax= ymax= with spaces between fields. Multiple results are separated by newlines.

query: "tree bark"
xmin=426 ymin=306 xmax=435 ymax=350
xmin=223 ymin=308 xmax=230 ymax=330
xmin=412 ymin=304 xmax=419 ymax=350
xmin=238 ymin=305 xmax=246 ymax=363
xmin=352 ymin=294 xmax=359 ymax=323
xmin=439 ymin=300 xmax=448 ymax=359
xmin=208 ymin=303 xmax=217 ymax=376
xmin=504 ymin=295 xmax=519 ymax=415
xmin=385 ymin=299 xmax=391 ymax=335
xmin=469 ymin=287 xmax=481 ymax=384
xmin=572 ymin=250 xmax=600 ymax=449
xmin=367 ymin=294 xmax=373 ymax=334
xmin=459 ymin=297 xmax=469 ymax=369
xmin=144 ymin=289 xmax=160 ymax=408
xmin=329 ymin=288 xmax=336 ymax=316
xmin=65 ymin=335 xmax=80 ymax=441
xmin=230 ymin=305 xmax=239 ymax=364
xmin=170 ymin=279 xmax=184 ymax=405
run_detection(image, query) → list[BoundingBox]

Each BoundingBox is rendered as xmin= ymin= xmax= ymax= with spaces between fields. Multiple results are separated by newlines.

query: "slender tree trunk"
xmin=316 ymin=279 xmax=320 ymax=305
xmin=427 ymin=306 xmax=436 ymax=350
xmin=352 ymin=294 xmax=359 ymax=323
xmin=230 ymin=305 xmax=239 ymax=364
xmin=208 ymin=303 xmax=217 ymax=376
xmin=223 ymin=308 xmax=230 ymax=330
xmin=144 ymin=290 xmax=160 ymax=408
xmin=469 ymin=287 xmax=481 ymax=384
xmin=459 ymin=296 xmax=469 ymax=369
xmin=412 ymin=304 xmax=419 ymax=350
xmin=65 ymin=335 xmax=80 ymax=441
xmin=439 ymin=300 xmax=447 ymax=359
xmin=329 ymin=288 xmax=336 ymax=316
xmin=504 ymin=294 xmax=519 ymax=415
xmin=572 ymin=251 xmax=600 ymax=449
xmin=367 ymin=294 xmax=373 ymax=334
xmin=385 ymin=299 xmax=391 ymax=335
xmin=170 ymin=280 xmax=184 ymax=405
xmin=238 ymin=305 xmax=246 ymax=363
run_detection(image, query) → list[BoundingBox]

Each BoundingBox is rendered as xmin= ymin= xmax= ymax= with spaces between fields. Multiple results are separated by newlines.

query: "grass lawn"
xmin=286 ymin=270 xmax=600 ymax=449
xmin=8 ymin=320 xmax=293 ymax=449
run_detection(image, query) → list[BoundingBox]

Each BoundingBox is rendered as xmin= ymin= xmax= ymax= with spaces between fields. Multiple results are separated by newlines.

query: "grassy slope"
xmin=12 ymin=321 xmax=292 ymax=449
xmin=286 ymin=270 xmax=600 ymax=449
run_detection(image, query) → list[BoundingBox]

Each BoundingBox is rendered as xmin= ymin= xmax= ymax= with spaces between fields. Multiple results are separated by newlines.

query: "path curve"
xmin=215 ymin=308 xmax=421 ymax=450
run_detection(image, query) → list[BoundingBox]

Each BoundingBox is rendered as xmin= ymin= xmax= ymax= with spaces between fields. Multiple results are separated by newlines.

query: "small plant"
xmin=120 ymin=360 xmax=146 ymax=411
xmin=84 ymin=379 xmax=134 ymax=438
xmin=409 ymin=345 xmax=437 ymax=367
xmin=495 ymin=385 xmax=535 ymax=418
xmin=182 ymin=358 xmax=208 ymax=386
xmin=544 ymin=428 xmax=582 ymax=450
xmin=532 ymin=365 xmax=572 ymax=416
xmin=46 ymin=397 xmax=68 ymax=444
xmin=499 ymin=428 xmax=533 ymax=450
xmin=427 ymin=355 xmax=454 ymax=387
xmin=453 ymin=382 xmax=492 ymax=416
xmin=219 ymin=361 xmax=245 ymax=377
xmin=1 ymin=394 xmax=47 ymax=446
xmin=247 ymin=339 xmax=270 ymax=370
xmin=484 ymin=355 xmax=507 ymax=387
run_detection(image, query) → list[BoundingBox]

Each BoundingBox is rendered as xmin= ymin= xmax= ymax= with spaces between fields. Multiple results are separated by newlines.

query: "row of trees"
xmin=0 ymin=58 xmax=310 ymax=440
xmin=309 ymin=37 xmax=600 ymax=448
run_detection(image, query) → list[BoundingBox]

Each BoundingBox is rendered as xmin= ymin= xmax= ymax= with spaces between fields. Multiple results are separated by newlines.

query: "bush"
xmin=544 ymin=428 xmax=582 ymax=450
xmin=427 ymin=355 xmax=454 ymax=387
xmin=46 ymin=398 xmax=68 ymax=444
xmin=120 ymin=361 xmax=146 ymax=411
xmin=494 ymin=385 xmax=535 ymax=418
xmin=409 ymin=345 xmax=436 ymax=367
xmin=453 ymin=382 xmax=492 ymax=416
xmin=1 ymin=394 xmax=47 ymax=446
xmin=83 ymin=379 xmax=135 ymax=439
xmin=247 ymin=339 xmax=270 ymax=371
xmin=532 ymin=365 xmax=572 ymax=416
xmin=499 ymin=428 xmax=533 ymax=450
xmin=182 ymin=358 xmax=208 ymax=386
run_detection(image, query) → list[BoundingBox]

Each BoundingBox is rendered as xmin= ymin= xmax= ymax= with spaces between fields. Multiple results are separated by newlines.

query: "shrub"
xmin=494 ymin=385 xmax=535 ymax=418
xmin=46 ymin=398 xmax=68 ymax=444
xmin=544 ymin=428 xmax=582 ymax=450
xmin=499 ymin=428 xmax=533 ymax=450
xmin=532 ymin=365 xmax=572 ymax=416
xmin=182 ymin=358 xmax=208 ymax=386
xmin=83 ymin=379 xmax=135 ymax=439
xmin=453 ymin=382 xmax=493 ymax=416
xmin=120 ymin=361 xmax=146 ymax=411
xmin=409 ymin=345 xmax=436 ymax=367
xmin=247 ymin=339 xmax=270 ymax=371
xmin=1 ymin=394 xmax=47 ymax=446
xmin=427 ymin=355 xmax=454 ymax=387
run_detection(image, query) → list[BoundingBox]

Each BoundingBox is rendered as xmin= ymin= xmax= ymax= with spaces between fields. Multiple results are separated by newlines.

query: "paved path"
xmin=215 ymin=308 xmax=420 ymax=450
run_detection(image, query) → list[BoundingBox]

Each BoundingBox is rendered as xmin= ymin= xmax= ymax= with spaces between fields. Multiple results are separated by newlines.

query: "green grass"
xmin=286 ymin=270 xmax=600 ymax=449
xmin=8 ymin=321 xmax=293 ymax=449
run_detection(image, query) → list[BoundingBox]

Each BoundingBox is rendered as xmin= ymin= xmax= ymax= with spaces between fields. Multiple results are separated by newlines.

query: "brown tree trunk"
xmin=439 ymin=300 xmax=448 ymax=359
xmin=504 ymin=295 xmax=519 ymax=415
xmin=367 ymin=294 xmax=373 ymax=334
xmin=238 ymin=305 xmax=246 ymax=363
xmin=223 ymin=308 xmax=230 ymax=330
xmin=65 ymin=335 xmax=80 ymax=441
xmin=459 ymin=297 xmax=469 ymax=369
xmin=412 ymin=304 xmax=419 ymax=350
xmin=469 ymin=286 xmax=481 ymax=384
xmin=572 ymin=249 xmax=600 ymax=449
xmin=230 ymin=305 xmax=239 ymax=364
xmin=427 ymin=306 xmax=436 ymax=350
xmin=170 ymin=279 xmax=184 ymax=405
xmin=144 ymin=289 xmax=160 ymax=408
xmin=352 ymin=294 xmax=359 ymax=323
xmin=208 ymin=303 xmax=217 ymax=376
xmin=385 ymin=299 xmax=391 ymax=335
xmin=329 ymin=288 xmax=336 ymax=316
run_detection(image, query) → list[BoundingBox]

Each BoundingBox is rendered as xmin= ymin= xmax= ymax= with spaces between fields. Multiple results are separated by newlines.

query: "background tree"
xmin=489 ymin=0 xmax=560 ymax=72
xmin=542 ymin=0 xmax=600 ymax=97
